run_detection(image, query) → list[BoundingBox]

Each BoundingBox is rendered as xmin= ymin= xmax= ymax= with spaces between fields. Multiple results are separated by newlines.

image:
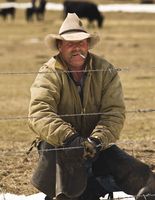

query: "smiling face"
xmin=57 ymin=39 xmax=89 ymax=70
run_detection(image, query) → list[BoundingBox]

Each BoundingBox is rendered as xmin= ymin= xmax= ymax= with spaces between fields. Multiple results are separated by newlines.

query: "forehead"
xmin=61 ymin=39 xmax=88 ymax=44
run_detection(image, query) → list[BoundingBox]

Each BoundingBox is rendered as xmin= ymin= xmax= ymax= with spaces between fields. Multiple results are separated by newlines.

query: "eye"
xmin=66 ymin=42 xmax=74 ymax=47
xmin=79 ymin=41 xmax=84 ymax=45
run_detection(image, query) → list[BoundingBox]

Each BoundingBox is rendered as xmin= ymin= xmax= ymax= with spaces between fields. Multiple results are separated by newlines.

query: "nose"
xmin=75 ymin=45 xmax=80 ymax=51
xmin=73 ymin=41 xmax=83 ymax=49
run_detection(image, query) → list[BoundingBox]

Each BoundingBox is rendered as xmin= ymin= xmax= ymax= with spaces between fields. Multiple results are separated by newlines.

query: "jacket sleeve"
xmin=91 ymin=64 xmax=126 ymax=149
xmin=28 ymin=65 xmax=76 ymax=147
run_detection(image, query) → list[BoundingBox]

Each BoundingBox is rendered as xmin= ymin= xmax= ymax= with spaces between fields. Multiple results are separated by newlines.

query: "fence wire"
xmin=0 ymin=108 xmax=155 ymax=121
xmin=0 ymin=140 xmax=155 ymax=156
xmin=0 ymin=66 xmax=155 ymax=76
xmin=0 ymin=61 xmax=152 ymax=77
xmin=0 ymin=68 xmax=129 ymax=75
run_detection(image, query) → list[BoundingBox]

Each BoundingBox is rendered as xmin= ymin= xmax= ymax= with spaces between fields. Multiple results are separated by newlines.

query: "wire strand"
xmin=0 ymin=141 xmax=155 ymax=156
xmin=0 ymin=68 xmax=129 ymax=75
xmin=0 ymin=108 xmax=155 ymax=121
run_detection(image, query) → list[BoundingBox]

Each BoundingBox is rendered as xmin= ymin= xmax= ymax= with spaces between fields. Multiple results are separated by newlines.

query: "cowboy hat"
xmin=45 ymin=13 xmax=100 ymax=51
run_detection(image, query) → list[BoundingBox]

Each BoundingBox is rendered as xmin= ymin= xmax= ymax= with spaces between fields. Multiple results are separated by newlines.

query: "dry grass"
xmin=0 ymin=8 xmax=155 ymax=195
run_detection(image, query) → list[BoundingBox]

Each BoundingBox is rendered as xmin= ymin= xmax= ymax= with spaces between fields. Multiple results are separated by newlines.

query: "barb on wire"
xmin=127 ymin=108 xmax=155 ymax=113
xmin=0 ymin=108 xmax=155 ymax=121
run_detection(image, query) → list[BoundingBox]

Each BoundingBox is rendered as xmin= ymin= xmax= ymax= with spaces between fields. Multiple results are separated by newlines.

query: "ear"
xmin=56 ymin=39 xmax=62 ymax=50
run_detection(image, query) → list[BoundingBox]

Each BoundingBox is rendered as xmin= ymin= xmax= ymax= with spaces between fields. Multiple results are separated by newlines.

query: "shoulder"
xmin=39 ymin=57 xmax=57 ymax=72
xmin=39 ymin=55 xmax=64 ymax=73
xmin=89 ymin=53 xmax=117 ymax=75
xmin=33 ymin=56 xmax=63 ymax=87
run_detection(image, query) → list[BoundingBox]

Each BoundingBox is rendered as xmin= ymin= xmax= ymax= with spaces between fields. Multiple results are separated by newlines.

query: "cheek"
xmin=59 ymin=45 xmax=69 ymax=54
xmin=85 ymin=43 xmax=89 ymax=50
xmin=82 ymin=43 xmax=89 ymax=51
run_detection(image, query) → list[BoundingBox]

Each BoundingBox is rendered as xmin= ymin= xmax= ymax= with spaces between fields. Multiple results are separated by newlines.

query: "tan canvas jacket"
xmin=28 ymin=52 xmax=125 ymax=149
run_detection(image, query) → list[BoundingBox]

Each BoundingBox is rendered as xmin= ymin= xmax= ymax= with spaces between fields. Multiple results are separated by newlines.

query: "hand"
xmin=63 ymin=134 xmax=85 ymax=159
xmin=63 ymin=134 xmax=85 ymax=147
xmin=82 ymin=137 xmax=101 ymax=160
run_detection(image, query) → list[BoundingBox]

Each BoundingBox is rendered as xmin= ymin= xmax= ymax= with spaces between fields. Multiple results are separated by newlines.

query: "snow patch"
xmin=0 ymin=192 xmax=134 ymax=200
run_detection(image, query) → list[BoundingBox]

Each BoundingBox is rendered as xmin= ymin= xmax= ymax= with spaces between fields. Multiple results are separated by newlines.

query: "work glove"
xmin=63 ymin=133 xmax=85 ymax=147
xmin=82 ymin=137 xmax=102 ymax=160
xmin=63 ymin=134 xmax=85 ymax=159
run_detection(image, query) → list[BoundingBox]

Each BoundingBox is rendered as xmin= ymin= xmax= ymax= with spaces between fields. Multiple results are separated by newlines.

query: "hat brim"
xmin=44 ymin=32 xmax=100 ymax=51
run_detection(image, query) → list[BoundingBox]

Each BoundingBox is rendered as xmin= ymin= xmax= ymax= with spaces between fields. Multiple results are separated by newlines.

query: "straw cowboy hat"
xmin=45 ymin=13 xmax=100 ymax=51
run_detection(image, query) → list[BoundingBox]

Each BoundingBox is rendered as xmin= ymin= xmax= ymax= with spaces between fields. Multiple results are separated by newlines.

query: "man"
xmin=28 ymin=13 xmax=155 ymax=200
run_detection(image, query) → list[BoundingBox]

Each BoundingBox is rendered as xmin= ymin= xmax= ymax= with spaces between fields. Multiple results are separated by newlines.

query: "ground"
xmin=0 ymin=4 xmax=155 ymax=196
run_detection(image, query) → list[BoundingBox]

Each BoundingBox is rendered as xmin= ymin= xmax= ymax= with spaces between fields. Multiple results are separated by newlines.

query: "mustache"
xmin=71 ymin=52 xmax=86 ymax=59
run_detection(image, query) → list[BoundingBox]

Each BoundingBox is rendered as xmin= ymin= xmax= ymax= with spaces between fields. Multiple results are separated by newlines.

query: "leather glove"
xmin=63 ymin=133 xmax=85 ymax=147
xmin=63 ymin=134 xmax=86 ymax=159
xmin=82 ymin=137 xmax=102 ymax=160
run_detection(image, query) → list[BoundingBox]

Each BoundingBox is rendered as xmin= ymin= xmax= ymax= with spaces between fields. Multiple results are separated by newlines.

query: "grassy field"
xmin=0 ymin=7 xmax=155 ymax=195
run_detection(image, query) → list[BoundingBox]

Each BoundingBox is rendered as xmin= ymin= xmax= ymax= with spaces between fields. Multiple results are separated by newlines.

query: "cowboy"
xmin=28 ymin=13 xmax=155 ymax=200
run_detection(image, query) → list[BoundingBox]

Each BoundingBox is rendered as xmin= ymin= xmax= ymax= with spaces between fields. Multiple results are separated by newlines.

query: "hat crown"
xmin=59 ymin=13 xmax=86 ymax=35
xmin=45 ymin=12 xmax=100 ymax=51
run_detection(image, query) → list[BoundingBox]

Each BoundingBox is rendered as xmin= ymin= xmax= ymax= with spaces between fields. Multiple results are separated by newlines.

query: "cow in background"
xmin=25 ymin=0 xmax=47 ymax=22
xmin=0 ymin=7 xmax=15 ymax=20
xmin=63 ymin=0 xmax=104 ymax=28
xmin=36 ymin=0 xmax=47 ymax=21
xmin=141 ymin=0 xmax=154 ymax=3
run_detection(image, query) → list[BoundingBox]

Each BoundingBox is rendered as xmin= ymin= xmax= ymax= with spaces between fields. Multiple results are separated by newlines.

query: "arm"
xmin=91 ymin=64 xmax=126 ymax=149
xmin=28 ymin=65 xmax=75 ymax=147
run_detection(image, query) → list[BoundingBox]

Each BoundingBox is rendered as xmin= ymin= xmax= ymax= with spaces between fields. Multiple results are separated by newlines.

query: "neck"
xmin=69 ymin=65 xmax=84 ymax=82
xmin=71 ymin=70 xmax=84 ymax=82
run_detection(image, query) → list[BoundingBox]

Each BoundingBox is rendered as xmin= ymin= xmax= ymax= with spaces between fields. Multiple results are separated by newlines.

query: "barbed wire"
xmin=0 ymin=140 xmax=155 ymax=156
xmin=0 ymin=68 xmax=129 ymax=75
xmin=1 ymin=64 xmax=155 ymax=76
xmin=0 ymin=108 xmax=155 ymax=121
xmin=0 ymin=146 xmax=84 ymax=156
xmin=0 ymin=66 xmax=155 ymax=76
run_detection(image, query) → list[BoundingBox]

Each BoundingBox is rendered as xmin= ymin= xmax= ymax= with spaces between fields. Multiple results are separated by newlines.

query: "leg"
xmin=92 ymin=145 xmax=154 ymax=196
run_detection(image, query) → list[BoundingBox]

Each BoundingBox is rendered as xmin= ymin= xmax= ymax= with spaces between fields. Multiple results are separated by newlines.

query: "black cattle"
xmin=25 ymin=0 xmax=47 ymax=22
xmin=141 ymin=0 xmax=154 ymax=3
xmin=25 ymin=7 xmax=35 ymax=21
xmin=36 ymin=0 xmax=47 ymax=21
xmin=63 ymin=1 xmax=104 ymax=28
xmin=0 ymin=7 xmax=15 ymax=20
xmin=92 ymin=145 xmax=155 ymax=200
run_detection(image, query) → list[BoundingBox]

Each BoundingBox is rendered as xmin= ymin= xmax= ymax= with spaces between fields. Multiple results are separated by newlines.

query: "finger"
xmin=83 ymin=149 xmax=96 ymax=159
